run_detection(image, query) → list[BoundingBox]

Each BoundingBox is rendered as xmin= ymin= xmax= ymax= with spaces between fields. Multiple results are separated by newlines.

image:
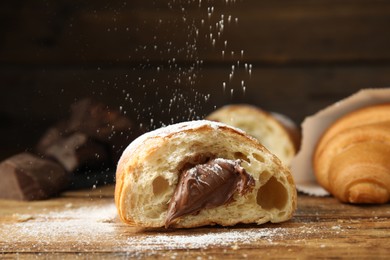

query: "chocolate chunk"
xmin=165 ymin=158 xmax=255 ymax=228
xmin=66 ymin=98 xmax=142 ymax=162
xmin=67 ymin=98 xmax=126 ymax=140
xmin=0 ymin=153 xmax=69 ymax=201
xmin=36 ymin=98 xmax=143 ymax=164
xmin=42 ymin=132 xmax=109 ymax=173
xmin=35 ymin=98 xmax=144 ymax=189
xmin=36 ymin=129 xmax=113 ymax=189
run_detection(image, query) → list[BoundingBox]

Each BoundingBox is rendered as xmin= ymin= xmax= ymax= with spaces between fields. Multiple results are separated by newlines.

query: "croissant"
xmin=206 ymin=104 xmax=300 ymax=167
xmin=115 ymin=120 xmax=297 ymax=228
xmin=313 ymin=103 xmax=390 ymax=203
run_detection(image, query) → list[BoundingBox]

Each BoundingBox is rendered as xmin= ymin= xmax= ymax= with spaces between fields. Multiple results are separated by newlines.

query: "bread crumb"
xmin=231 ymin=244 xmax=240 ymax=250
xmin=12 ymin=214 xmax=34 ymax=222
xmin=65 ymin=203 xmax=73 ymax=208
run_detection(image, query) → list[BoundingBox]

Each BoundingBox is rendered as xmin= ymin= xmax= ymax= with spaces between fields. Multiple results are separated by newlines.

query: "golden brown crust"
xmin=313 ymin=103 xmax=390 ymax=203
xmin=315 ymin=103 xmax=390 ymax=157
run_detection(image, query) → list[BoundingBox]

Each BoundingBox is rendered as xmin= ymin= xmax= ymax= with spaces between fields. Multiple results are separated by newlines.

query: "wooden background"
xmin=1 ymin=0 xmax=390 ymax=160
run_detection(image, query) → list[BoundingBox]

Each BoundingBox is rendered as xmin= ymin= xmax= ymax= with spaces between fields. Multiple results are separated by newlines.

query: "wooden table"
xmin=1 ymin=185 xmax=390 ymax=259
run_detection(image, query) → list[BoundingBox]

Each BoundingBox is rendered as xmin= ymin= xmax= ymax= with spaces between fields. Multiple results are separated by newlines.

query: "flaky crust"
xmin=206 ymin=104 xmax=299 ymax=167
xmin=313 ymin=104 xmax=390 ymax=203
xmin=115 ymin=120 xmax=297 ymax=228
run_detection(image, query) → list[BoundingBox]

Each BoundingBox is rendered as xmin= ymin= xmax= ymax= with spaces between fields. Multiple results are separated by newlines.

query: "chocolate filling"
xmin=165 ymin=158 xmax=255 ymax=228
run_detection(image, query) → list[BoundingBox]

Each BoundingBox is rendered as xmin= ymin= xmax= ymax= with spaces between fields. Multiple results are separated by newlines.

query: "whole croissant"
xmin=313 ymin=103 xmax=390 ymax=204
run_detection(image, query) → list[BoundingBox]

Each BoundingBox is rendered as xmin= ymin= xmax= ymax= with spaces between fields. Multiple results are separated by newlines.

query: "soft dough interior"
xmin=118 ymin=122 xmax=296 ymax=228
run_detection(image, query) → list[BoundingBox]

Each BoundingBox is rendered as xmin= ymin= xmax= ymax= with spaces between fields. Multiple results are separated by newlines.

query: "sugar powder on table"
xmin=2 ymin=201 xmax=287 ymax=251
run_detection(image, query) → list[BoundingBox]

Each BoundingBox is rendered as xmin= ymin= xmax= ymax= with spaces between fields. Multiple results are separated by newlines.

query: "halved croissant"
xmin=115 ymin=120 xmax=297 ymax=228
xmin=313 ymin=103 xmax=390 ymax=203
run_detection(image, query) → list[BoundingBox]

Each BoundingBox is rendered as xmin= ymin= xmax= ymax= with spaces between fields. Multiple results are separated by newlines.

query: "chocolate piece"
xmin=35 ymin=98 xmax=143 ymax=189
xmin=67 ymin=98 xmax=127 ymax=140
xmin=67 ymin=98 xmax=142 ymax=162
xmin=43 ymin=133 xmax=109 ymax=173
xmin=0 ymin=153 xmax=69 ymax=201
xmin=36 ymin=98 xmax=143 ymax=164
xmin=165 ymin=158 xmax=255 ymax=227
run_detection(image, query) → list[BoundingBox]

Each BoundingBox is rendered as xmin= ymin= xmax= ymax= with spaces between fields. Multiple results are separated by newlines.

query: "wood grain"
xmin=1 ymin=0 xmax=390 ymax=64
xmin=1 ymin=185 xmax=390 ymax=258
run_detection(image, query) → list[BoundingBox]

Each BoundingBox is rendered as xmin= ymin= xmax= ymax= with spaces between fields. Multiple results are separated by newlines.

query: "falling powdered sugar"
xmin=116 ymin=0 xmax=251 ymax=131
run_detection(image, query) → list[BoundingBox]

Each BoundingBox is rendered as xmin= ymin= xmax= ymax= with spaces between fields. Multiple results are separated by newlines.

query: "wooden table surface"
xmin=1 ymin=185 xmax=390 ymax=259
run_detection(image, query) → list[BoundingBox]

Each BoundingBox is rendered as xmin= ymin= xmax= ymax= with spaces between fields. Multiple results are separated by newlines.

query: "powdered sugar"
xmin=1 ymin=199 xmax=289 ymax=253
xmin=125 ymin=228 xmax=283 ymax=251
xmin=1 ymin=202 xmax=118 ymax=244
xmin=1 ymin=197 xmax=346 ymax=257
xmin=118 ymin=120 xmax=247 ymax=164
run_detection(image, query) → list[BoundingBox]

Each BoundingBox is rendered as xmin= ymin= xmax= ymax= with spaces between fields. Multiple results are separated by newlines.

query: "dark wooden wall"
xmin=1 ymin=0 xmax=390 ymax=160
